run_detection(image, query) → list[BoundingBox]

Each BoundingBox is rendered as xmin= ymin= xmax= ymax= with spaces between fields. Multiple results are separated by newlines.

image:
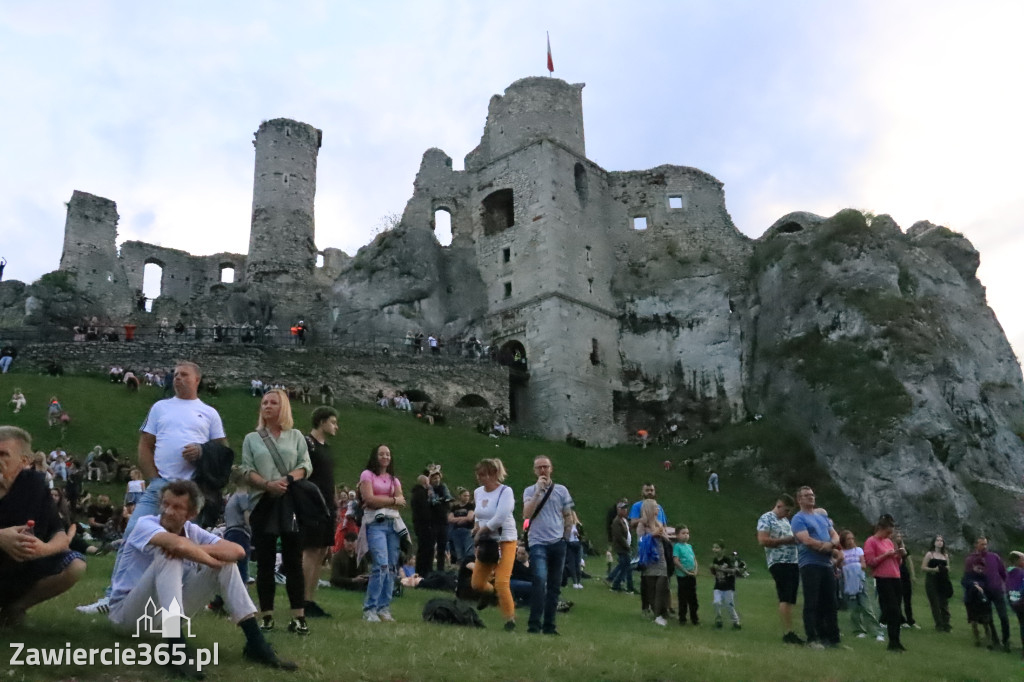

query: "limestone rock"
xmin=750 ymin=210 xmax=1024 ymax=547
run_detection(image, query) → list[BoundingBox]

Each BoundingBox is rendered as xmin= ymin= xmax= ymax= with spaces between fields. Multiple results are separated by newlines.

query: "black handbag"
xmin=258 ymin=429 xmax=331 ymax=535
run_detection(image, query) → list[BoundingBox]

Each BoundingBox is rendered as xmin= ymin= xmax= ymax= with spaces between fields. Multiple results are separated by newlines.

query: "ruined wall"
xmin=465 ymin=78 xmax=586 ymax=171
xmin=16 ymin=342 xmax=508 ymax=412
xmin=247 ymin=118 xmax=321 ymax=284
xmin=120 ymin=241 xmax=247 ymax=305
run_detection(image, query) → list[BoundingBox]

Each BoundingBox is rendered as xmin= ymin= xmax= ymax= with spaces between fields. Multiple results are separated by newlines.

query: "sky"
xmin=1 ymin=1 xmax=1022 ymax=360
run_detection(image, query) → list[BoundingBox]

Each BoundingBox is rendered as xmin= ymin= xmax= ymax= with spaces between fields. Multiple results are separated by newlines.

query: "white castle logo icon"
xmin=133 ymin=597 xmax=195 ymax=638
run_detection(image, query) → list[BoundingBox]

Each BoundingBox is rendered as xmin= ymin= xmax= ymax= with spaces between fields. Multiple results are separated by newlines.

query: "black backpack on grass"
xmin=421 ymin=598 xmax=485 ymax=628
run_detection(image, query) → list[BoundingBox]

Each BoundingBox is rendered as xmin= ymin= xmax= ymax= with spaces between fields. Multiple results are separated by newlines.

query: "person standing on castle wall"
xmin=301 ymin=406 xmax=339 ymax=619
xmin=0 ymin=256 xmax=6 ymax=281
xmin=428 ymin=334 xmax=439 ymax=355
xmin=295 ymin=321 xmax=308 ymax=346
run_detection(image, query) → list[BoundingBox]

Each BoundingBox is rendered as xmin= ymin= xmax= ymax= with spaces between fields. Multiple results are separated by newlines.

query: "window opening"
xmin=219 ymin=265 xmax=235 ymax=283
xmin=668 ymin=195 xmax=684 ymax=209
xmin=434 ymin=209 xmax=453 ymax=246
xmin=316 ymin=253 xmax=325 ymax=268
xmin=633 ymin=216 xmax=648 ymax=231
xmin=574 ymin=163 xmax=589 ymax=204
xmin=142 ymin=261 xmax=163 ymax=313
xmin=482 ymin=189 xmax=515 ymax=236
xmin=590 ymin=339 xmax=600 ymax=365
xmin=503 ymin=281 xmax=512 ymax=298
xmin=502 ymin=247 xmax=511 ymax=263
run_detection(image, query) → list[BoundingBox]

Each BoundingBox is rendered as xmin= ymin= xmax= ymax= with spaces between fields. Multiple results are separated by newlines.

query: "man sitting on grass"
xmin=109 ymin=479 xmax=296 ymax=675
xmin=0 ymin=425 xmax=86 ymax=629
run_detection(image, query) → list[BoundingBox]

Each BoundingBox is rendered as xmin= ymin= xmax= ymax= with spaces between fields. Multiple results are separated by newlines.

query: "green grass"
xmin=1 ymin=371 xmax=1021 ymax=680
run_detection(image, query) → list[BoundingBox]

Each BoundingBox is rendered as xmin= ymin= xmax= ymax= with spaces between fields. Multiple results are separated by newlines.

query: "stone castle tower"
xmin=397 ymin=77 xmax=749 ymax=444
xmin=246 ymin=118 xmax=322 ymax=284
xmin=59 ymin=190 xmax=122 ymax=290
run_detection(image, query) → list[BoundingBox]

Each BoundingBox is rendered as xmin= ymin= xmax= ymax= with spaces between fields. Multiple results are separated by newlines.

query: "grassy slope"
xmin=0 ymin=370 xmax=1019 ymax=681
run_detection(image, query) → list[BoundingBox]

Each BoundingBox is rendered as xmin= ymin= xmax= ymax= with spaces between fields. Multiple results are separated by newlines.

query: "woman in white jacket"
xmin=471 ymin=458 xmax=517 ymax=631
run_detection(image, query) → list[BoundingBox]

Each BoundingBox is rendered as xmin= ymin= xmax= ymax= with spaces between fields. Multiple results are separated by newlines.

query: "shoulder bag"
xmin=523 ymin=484 xmax=555 ymax=551
xmin=258 ymin=429 xmax=331 ymax=536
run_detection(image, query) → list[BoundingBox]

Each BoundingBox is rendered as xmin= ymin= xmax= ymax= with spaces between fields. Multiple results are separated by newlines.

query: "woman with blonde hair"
xmin=471 ymin=458 xmax=517 ymax=630
xmin=241 ymin=388 xmax=313 ymax=635
xmin=638 ymin=498 xmax=671 ymax=626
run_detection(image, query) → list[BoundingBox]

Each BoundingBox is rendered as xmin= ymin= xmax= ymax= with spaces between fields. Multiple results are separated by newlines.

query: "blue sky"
xmin=2 ymin=1 xmax=1022 ymax=358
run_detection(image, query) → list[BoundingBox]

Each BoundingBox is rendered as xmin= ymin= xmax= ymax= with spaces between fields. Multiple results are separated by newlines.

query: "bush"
xmin=772 ymin=330 xmax=912 ymax=440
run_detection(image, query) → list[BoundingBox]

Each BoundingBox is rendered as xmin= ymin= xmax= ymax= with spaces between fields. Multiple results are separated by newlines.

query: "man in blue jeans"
xmin=522 ymin=456 xmax=575 ymax=635
xmin=76 ymin=361 xmax=227 ymax=614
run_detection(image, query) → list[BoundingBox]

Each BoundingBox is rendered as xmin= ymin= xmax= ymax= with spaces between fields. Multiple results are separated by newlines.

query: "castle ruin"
xmin=6 ymin=76 xmax=1024 ymax=544
xmin=46 ymin=77 xmax=753 ymax=447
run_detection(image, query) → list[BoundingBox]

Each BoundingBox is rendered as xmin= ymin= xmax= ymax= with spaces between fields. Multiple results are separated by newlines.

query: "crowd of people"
xmin=3 ymin=362 xmax=1024 ymax=679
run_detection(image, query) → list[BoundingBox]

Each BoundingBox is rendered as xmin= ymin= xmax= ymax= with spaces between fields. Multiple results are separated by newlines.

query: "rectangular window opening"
xmin=633 ymin=216 xmax=648 ymax=231
xmin=668 ymin=195 xmax=684 ymax=209
xmin=502 ymin=247 xmax=511 ymax=263
xmin=503 ymin=281 xmax=512 ymax=298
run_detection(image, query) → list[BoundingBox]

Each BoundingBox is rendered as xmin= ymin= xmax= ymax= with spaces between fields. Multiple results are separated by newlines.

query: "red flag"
xmin=546 ymin=32 xmax=554 ymax=74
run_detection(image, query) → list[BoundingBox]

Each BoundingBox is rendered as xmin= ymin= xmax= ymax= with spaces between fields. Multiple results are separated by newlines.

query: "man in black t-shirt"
xmin=302 ymin=407 xmax=339 ymax=618
xmin=0 ymin=426 xmax=86 ymax=627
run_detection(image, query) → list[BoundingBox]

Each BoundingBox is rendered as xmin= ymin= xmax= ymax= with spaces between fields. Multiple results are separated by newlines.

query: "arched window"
xmin=142 ymin=261 xmax=163 ymax=312
xmin=219 ymin=265 xmax=235 ymax=283
xmin=574 ymin=163 xmax=589 ymax=205
xmin=434 ymin=209 xmax=453 ymax=246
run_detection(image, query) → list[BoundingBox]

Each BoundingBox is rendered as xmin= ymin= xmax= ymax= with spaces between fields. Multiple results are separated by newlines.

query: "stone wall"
xmin=17 ymin=342 xmax=508 ymax=412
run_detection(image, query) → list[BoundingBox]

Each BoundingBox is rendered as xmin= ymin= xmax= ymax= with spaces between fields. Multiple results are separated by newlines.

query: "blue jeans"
xmin=105 ymin=478 xmax=169 ymax=597
xmin=224 ymin=528 xmax=251 ymax=583
xmin=363 ymin=520 xmax=400 ymax=613
xmin=528 ymin=539 xmax=567 ymax=632
xmin=449 ymin=527 xmax=474 ymax=564
xmin=609 ymin=551 xmax=634 ymax=591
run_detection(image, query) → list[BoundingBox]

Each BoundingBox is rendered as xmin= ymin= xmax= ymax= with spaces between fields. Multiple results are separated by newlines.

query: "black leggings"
xmin=251 ymin=498 xmax=305 ymax=612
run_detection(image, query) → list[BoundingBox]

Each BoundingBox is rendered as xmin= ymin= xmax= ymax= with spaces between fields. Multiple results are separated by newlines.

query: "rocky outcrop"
xmin=749 ymin=209 xmax=1024 ymax=547
xmin=329 ymin=224 xmax=488 ymax=342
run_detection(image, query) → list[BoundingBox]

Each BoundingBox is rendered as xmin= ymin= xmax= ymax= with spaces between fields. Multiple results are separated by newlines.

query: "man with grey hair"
xmin=0 ymin=426 xmax=86 ymax=627
xmin=110 ymin=479 xmax=295 ymax=673
xmin=77 ymin=361 xmax=228 ymax=614
xmin=523 ymin=455 xmax=575 ymax=635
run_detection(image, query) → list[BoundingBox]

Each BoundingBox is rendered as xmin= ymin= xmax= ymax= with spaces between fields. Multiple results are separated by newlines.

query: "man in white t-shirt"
xmin=77 ymin=361 xmax=227 ymax=614
xmin=110 ymin=479 xmax=295 ymax=673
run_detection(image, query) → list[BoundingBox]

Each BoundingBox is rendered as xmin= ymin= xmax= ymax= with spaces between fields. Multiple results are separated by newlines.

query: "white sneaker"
xmin=573 ymin=583 xmax=584 ymax=589
xmin=362 ymin=610 xmax=381 ymax=622
xmin=856 ymin=633 xmax=867 ymax=639
xmin=377 ymin=609 xmax=395 ymax=622
xmin=76 ymin=597 xmax=110 ymax=614
xmin=876 ymin=634 xmax=886 ymax=642
xmin=654 ymin=616 xmax=668 ymax=627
